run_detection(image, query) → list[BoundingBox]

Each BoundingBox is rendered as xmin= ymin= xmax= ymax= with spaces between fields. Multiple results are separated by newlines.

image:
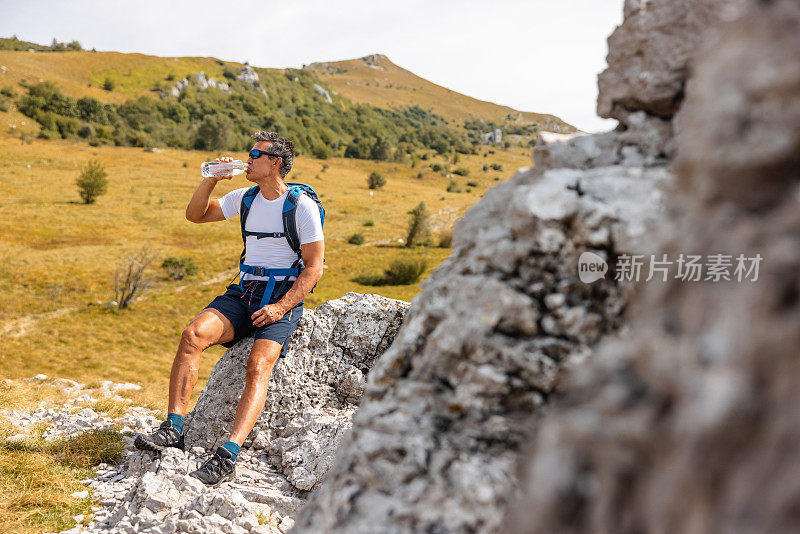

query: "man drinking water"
xmin=133 ymin=131 xmax=324 ymax=486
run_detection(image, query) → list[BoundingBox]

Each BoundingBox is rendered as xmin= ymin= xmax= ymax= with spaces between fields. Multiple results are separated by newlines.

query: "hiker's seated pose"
xmin=134 ymin=131 xmax=325 ymax=486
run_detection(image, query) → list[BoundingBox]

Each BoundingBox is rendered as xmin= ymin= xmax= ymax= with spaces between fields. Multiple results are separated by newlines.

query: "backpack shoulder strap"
xmin=282 ymin=186 xmax=303 ymax=254
xmin=239 ymin=185 xmax=260 ymax=264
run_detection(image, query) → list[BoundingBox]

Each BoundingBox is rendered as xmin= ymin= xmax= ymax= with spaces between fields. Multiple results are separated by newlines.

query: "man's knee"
xmin=246 ymin=341 xmax=281 ymax=380
xmin=180 ymin=323 xmax=213 ymax=352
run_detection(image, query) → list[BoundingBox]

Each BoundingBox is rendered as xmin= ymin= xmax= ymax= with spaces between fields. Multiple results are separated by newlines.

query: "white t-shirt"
xmin=218 ymin=186 xmax=324 ymax=282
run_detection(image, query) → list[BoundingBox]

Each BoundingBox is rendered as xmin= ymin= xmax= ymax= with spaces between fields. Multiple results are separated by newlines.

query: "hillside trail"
xmin=0 ymin=268 xmax=238 ymax=339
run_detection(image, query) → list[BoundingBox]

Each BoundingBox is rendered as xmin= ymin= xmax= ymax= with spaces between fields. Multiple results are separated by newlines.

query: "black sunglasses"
xmin=249 ymin=149 xmax=281 ymax=160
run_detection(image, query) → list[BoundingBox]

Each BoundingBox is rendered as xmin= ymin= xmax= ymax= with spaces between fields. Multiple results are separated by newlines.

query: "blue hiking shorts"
xmin=204 ymin=278 xmax=303 ymax=357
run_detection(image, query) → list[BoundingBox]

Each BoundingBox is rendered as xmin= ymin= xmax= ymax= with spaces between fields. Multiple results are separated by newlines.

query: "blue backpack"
xmin=234 ymin=182 xmax=325 ymax=308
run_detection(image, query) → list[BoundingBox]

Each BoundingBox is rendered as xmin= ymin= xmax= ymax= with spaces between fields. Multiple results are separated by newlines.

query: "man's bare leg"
xmin=168 ymin=308 xmax=235 ymax=416
xmin=135 ymin=308 xmax=236 ymax=452
xmin=227 ymin=339 xmax=283 ymax=445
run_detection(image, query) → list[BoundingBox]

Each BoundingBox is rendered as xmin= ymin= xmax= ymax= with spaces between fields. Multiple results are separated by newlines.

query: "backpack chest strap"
xmin=243 ymin=231 xmax=287 ymax=239
xmin=239 ymin=264 xmax=300 ymax=308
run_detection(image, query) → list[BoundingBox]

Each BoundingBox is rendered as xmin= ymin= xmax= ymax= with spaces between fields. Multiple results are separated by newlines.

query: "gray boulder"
xmin=185 ymin=292 xmax=408 ymax=491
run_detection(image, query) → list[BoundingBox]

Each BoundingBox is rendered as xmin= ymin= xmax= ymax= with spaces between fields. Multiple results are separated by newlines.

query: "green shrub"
xmin=384 ymin=258 xmax=428 ymax=285
xmin=195 ymin=114 xmax=234 ymax=151
xmin=312 ymin=144 xmax=331 ymax=159
xmin=352 ymin=257 xmax=428 ymax=286
xmin=489 ymin=163 xmax=503 ymax=171
xmin=77 ymin=124 xmax=95 ymax=139
xmin=416 ymin=172 xmax=424 ymax=179
xmin=367 ymin=171 xmax=386 ymax=189
xmin=76 ymin=160 xmax=108 ymax=204
xmin=446 ymin=179 xmax=461 ymax=193
xmin=0 ymin=85 xmax=16 ymax=98
xmin=161 ymin=256 xmax=199 ymax=280
xmin=431 ymin=163 xmax=444 ymax=172
xmin=56 ymin=116 xmax=80 ymax=137
xmin=453 ymin=168 xmax=469 ymax=176
xmin=466 ymin=180 xmax=478 ymax=187
xmin=405 ymin=201 xmax=431 ymax=247
xmin=347 ymin=233 xmax=365 ymax=245
xmin=438 ymin=229 xmax=453 ymax=248
xmin=37 ymin=128 xmax=60 ymax=140
xmin=103 ymin=77 xmax=115 ymax=91
xmin=363 ymin=220 xmax=374 ymax=227
xmin=370 ymin=137 xmax=391 ymax=161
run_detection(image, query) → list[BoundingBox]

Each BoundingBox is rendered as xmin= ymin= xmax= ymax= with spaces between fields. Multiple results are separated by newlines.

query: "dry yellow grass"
xmin=0 ymin=381 xmax=125 ymax=534
xmin=0 ymin=127 xmax=532 ymax=411
xmin=0 ymin=50 xmax=245 ymax=103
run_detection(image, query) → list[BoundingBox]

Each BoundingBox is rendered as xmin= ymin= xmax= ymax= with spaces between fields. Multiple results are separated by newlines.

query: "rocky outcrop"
xmin=185 ymin=292 xmax=408 ymax=492
xmin=293 ymin=133 xmax=672 ymax=532
xmin=238 ymin=65 xmax=260 ymax=86
xmin=24 ymin=293 xmax=406 ymax=533
xmin=313 ymin=84 xmax=333 ymax=103
xmin=164 ymin=72 xmax=231 ymax=98
xmin=505 ymin=1 xmax=800 ymax=532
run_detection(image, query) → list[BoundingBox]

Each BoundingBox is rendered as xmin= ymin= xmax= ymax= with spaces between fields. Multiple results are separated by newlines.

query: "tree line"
xmin=15 ymin=68 xmax=475 ymax=161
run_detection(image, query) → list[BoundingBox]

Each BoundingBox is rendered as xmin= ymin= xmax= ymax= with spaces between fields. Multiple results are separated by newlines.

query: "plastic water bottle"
xmin=200 ymin=160 xmax=248 ymax=178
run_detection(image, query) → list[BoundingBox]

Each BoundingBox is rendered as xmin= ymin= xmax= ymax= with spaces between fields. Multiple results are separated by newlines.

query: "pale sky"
xmin=0 ymin=0 xmax=624 ymax=132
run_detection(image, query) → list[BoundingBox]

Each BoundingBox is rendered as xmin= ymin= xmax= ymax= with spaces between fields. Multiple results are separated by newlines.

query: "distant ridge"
xmin=308 ymin=53 xmax=575 ymax=133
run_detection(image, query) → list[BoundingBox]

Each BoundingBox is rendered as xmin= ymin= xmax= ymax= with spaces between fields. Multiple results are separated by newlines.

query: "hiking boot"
xmin=189 ymin=446 xmax=237 ymax=487
xmin=133 ymin=420 xmax=185 ymax=452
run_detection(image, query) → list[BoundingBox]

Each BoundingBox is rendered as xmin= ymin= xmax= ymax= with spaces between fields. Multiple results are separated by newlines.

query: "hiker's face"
xmin=246 ymin=142 xmax=281 ymax=181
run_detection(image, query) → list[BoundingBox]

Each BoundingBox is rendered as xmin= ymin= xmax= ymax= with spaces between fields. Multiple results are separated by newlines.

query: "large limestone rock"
xmin=505 ymin=1 xmax=800 ymax=532
xmin=293 ymin=152 xmax=672 ymax=531
xmin=185 ymin=292 xmax=408 ymax=492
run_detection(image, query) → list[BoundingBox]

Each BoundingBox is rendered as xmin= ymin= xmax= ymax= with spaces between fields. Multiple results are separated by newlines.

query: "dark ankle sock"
xmin=221 ymin=440 xmax=241 ymax=462
xmin=166 ymin=413 xmax=184 ymax=434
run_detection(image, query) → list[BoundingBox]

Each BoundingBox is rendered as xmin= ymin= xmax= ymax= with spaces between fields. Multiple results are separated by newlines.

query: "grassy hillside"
xmin=0 ymin=132 xmax=531 ymax=407
xmin=0 ymin=50 xmax=231 ymax=104
xmin=0 ymin=46 xmax=575 ymax=143
xmin=308 ymin=53 xmax=576 ymax=133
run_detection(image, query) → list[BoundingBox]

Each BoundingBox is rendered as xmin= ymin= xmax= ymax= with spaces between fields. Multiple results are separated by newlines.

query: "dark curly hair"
xmin=251 ymin=131 xmax=295 ymax=178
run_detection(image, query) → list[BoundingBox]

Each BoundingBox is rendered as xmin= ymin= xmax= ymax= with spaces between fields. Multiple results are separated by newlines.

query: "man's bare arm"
xmin=186 ymin=176 xmax=229 ymax=223
xmin=274 ymin=240 xmax=324 ymax=313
